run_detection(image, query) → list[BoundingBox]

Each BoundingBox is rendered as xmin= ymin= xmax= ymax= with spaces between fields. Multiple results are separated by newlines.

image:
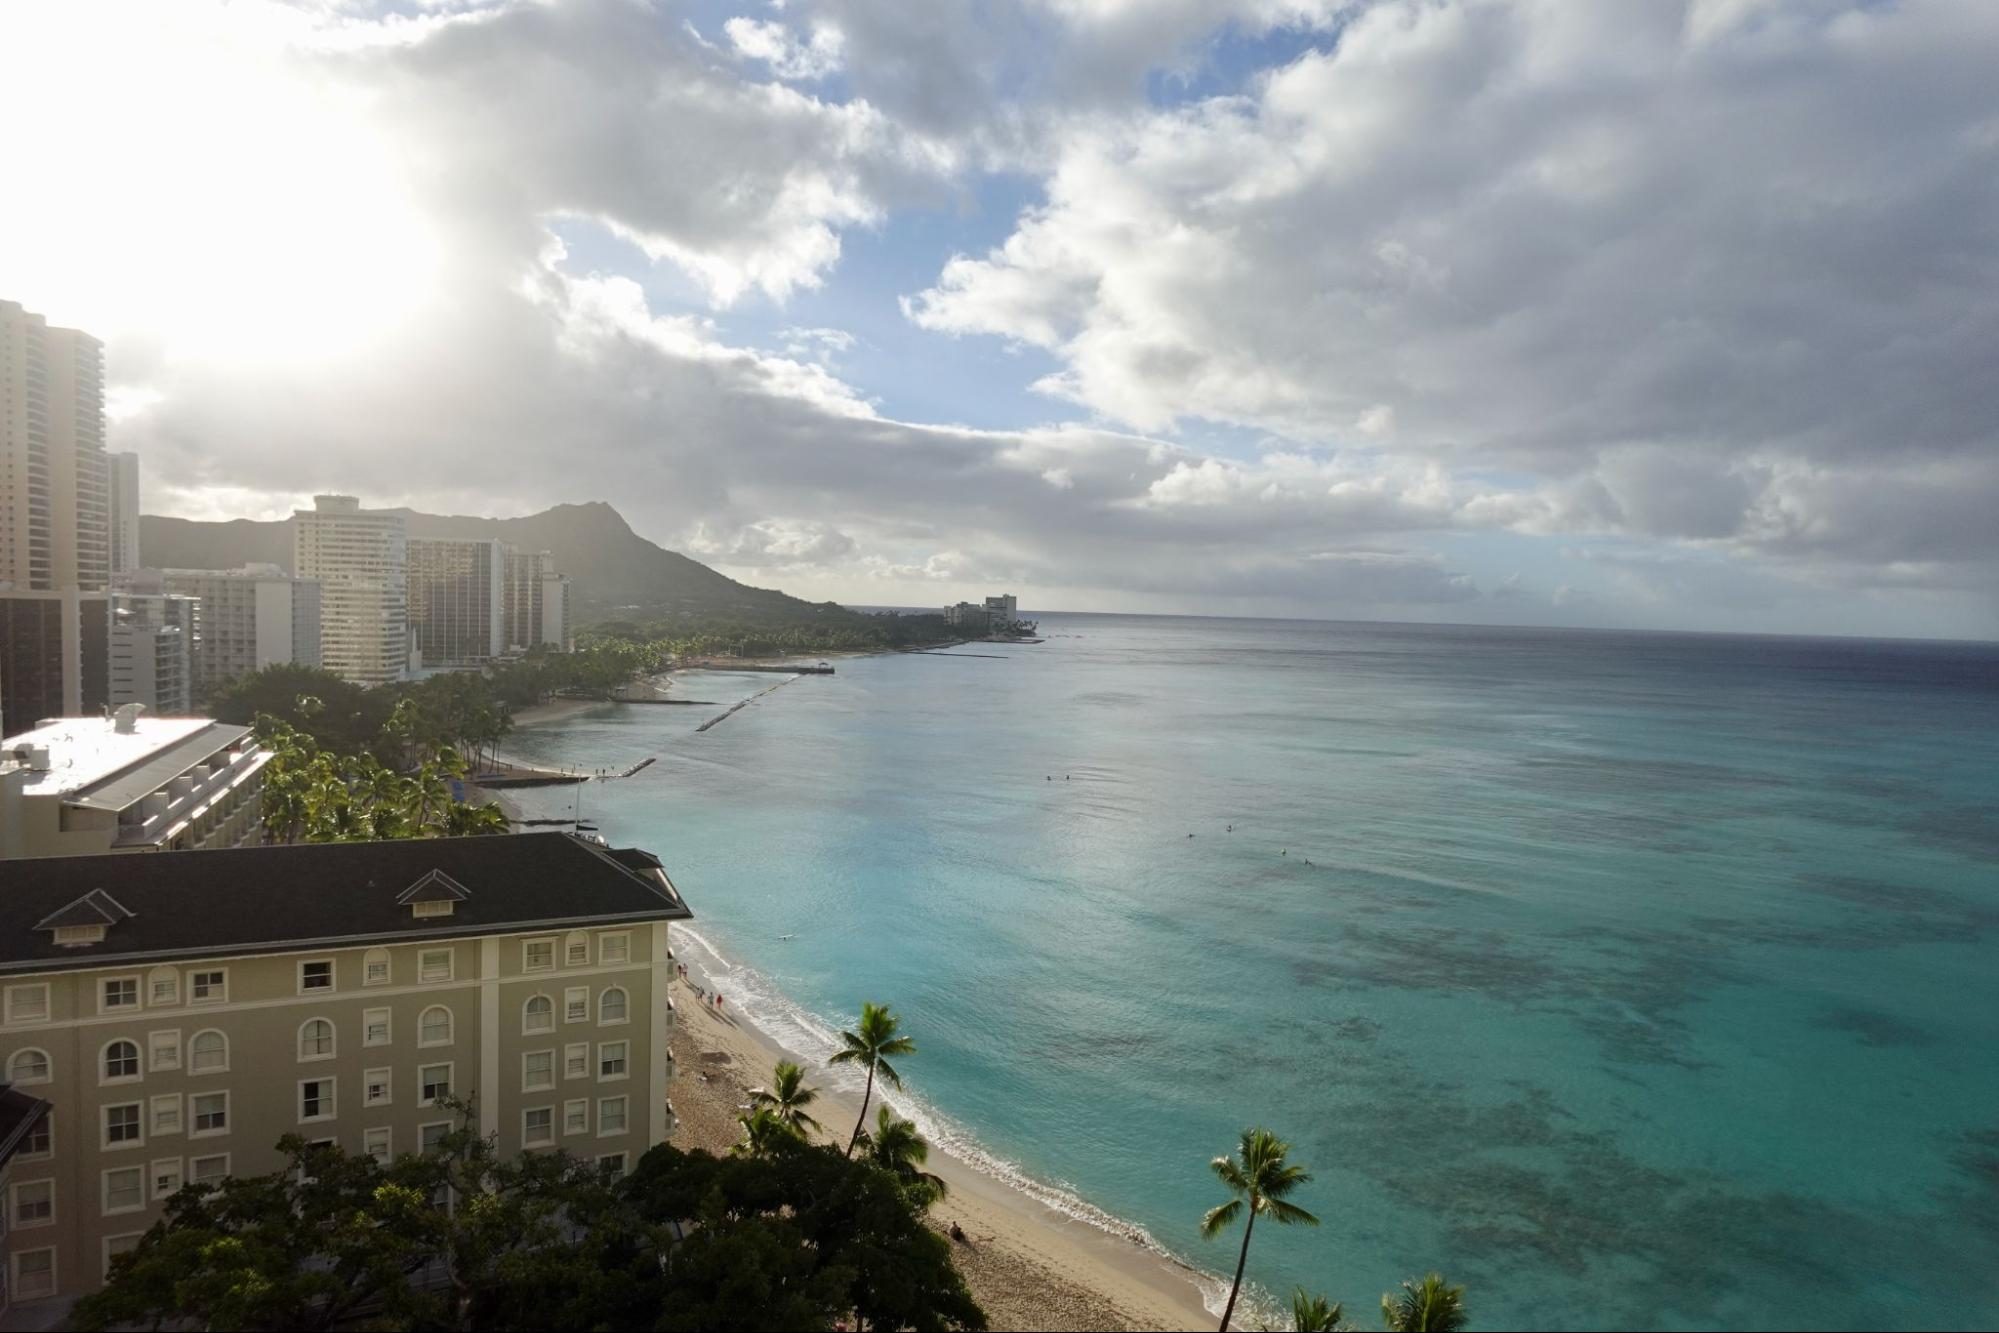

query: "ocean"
xmin=499 ymin=615 xmax=1999 ymax=1330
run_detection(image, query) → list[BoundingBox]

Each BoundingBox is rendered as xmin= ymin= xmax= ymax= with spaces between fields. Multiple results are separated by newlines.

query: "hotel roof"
xmin=3 ymin=717 xmax=251 ymax=810
xmin=0 ymin=833 xmax=691 ymax=974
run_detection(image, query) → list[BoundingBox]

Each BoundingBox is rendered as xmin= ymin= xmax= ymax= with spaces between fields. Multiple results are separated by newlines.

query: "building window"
xmin=103 ymin=1038 xmax=142 ymax=1082
xmin=597 ymin=1096 xmax=628 ymax=1136
xmin=191 ymin=1092 xmax=229 ymax=1137
xmin=104 ymin=1102 xmax=144 ymax=1148
xmin=150 ymin=1094 xmax=182 ymax=1136
xmin=9 ymin=1048 xmax=51 ymax=1084
xmin=597 ymin=1152 xmax=628 ymax=1176
xmin=152 ymin=1158 xmax=183 ymax=1200
xmin=102 ymin=976 xmax=141 ymax=1012
xmin=523 ymin=1050 xmax=554 ymax=1091
xmin=599 ymin=933 xmax=630 ymax=966
xmin=419 ymin=949 xmax=453 ymax=983
xmin=365 ymin=1068 xmax=392 ymax=1106
xmin=299 ymin=1018 xmax=335 ymax=1061
xmin=364 ymin=948 xmax=391 ymax=986
xmin=364 ymin=1008 xmax=392 ymax=1046
xmin=190 ymin=1153 xmax=230 ymax=1185
xmin=523 ymin=995 xmax=554 ymax=1034
xmin=189 ymin=969 xmax=227 ymax=1003
xmin=418 ymin=1063 xmax=452 ymax=1107
xmin=412 ymin=899 xmax=453 ymax=919
xmin=11 ymin=1179 xmax=54 ymax=1229
xmin=599 ymin=987 xmax=629 ymax=1024
xmin=299 ymin=960 xmax=334 ymax=993
xmin=103 ymin=1166 xmax=146 ymax=1214
xmin=419 ymin=1121 xmax=451 ymax=1155
xmin=524 ymin=938 xmax=555 ymax=972
xmin=105 ymin=1232 xmax=144 ymax=1278
xmin=23 ymin=1111 xmax=53 ymax=1159
xmin=5 ymin=983 xmax=50 ymax=1024
xmin=190 ymin=1029 xmax=229 ymax=1073
xmin=149 ymin=966 xmax=180 ymax=1006
xmin=419 ymin=1006 xmax=453 ymax=1046
xmin=149 ymin=1029 xmax=182 ymax=1071
xmin=598 ymin=1042 xmax=628 ymax=1081
xmin=523 ymin=1107 xmax=554 ymax=1148
xmin=13 ymin=1248 xmax=56 ymax=1300
xmin=563 ymin=1099 xmax=588 ymax=1136
xmin=564 ymin=932 xmax=589 ymax=967
xmin=300 ymin=1077 xmax=336 ymax=1123
xmin=364 ymin=1127 xmax=392 ymax=1164
xmin=564 ymin=1043 xmax=589 ymax=1079
xmin=565 ymin=987 xmax=588 ymax=1024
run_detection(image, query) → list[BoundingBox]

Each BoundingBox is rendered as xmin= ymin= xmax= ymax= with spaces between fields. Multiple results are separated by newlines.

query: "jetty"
xmin=697 ymin=676 xmax=799 ymax=732
xmin=684 ymin=662 xmax=834 ymax=675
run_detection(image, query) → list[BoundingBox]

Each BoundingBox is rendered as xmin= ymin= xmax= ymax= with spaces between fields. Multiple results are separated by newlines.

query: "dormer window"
xmin=56 ymin=924 xmax=107 ymax=946
xmin=36 ymin=889 xmax=135 ymax=948
xmin=398 ymin=870 xmax=471 ymax=920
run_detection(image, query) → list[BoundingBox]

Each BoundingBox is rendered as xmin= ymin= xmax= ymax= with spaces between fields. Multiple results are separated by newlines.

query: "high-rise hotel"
xmin=291 ymin=496 xmax=408 ymax=686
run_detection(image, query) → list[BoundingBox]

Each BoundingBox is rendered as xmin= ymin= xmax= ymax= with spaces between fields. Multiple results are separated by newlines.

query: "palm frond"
xmin=1199 ymin=1198 xmax=1242 ymax=1238
xmin=1263 ymin=1197 xmax=1320 ymax=1227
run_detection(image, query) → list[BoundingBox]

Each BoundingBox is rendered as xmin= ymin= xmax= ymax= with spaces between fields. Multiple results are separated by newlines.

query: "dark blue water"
xmin=504 ymin=615 xmax=1999 ymax=1330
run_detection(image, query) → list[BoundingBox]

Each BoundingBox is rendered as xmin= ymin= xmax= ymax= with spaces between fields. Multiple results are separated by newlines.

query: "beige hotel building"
xmin=0 ymin=833 xmax=690 ymax=1316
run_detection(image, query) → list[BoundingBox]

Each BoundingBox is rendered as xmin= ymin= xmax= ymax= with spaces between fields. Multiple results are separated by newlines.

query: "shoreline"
xmin=668 ymin=957 xmax=1216 ymax=1333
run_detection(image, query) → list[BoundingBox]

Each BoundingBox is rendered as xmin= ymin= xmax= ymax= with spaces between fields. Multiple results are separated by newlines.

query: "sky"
xmin=2 ymin=0 xmax=1996 ymax=639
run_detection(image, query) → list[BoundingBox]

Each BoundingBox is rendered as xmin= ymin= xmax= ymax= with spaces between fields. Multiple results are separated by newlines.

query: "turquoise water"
xmin=502 ymin=616 xmax=1999 ymax=1330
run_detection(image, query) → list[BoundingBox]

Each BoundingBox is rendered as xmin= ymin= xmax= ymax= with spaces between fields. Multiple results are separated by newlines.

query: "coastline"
xmin=667 ymin=964 xmax=1216 ymax=1333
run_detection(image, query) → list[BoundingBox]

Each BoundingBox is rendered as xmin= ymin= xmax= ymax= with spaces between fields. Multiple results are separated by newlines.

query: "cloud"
xmin=724 ymin=16 xmax=847 ymax=81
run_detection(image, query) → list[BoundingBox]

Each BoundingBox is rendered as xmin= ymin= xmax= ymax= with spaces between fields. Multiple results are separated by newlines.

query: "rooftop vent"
xmin=113 ymin=703 xmax=145 ymax=734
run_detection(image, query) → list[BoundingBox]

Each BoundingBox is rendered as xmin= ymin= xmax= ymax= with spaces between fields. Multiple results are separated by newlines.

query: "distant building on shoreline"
xmin=944 ymin=594 xmax=1026 ymax=634
xmin=156 ymin=565 xmax=322 ymax=697
xmin=107 ymin=452 xmax=140 ymax=578
xmin=0 ymin=301 xmax=110 ymax=595
xmin=292 ymin=495 xmax=408 ymax=686
xmin=408 ymin=538 xmax=506 ymax=667
xmin=502 ymin=547 xmax=569 ymax=653
xmin=107 ymin=591 xmax=197 ymax=717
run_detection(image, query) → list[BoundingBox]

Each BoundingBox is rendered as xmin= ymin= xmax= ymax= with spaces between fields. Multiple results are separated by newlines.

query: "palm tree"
xmin=749 ymin=1061 xmax=823 ymax=1138
xmin=730 ymin=1106 xmax=802 ymax=1157
xmin=829 ymin=1001 xmax=914 ymax=1157
xmin=858 ymin=1105 xmax=947 ymax=1208
xmin=1293 ymin=1289 xmax=1347 ymax=1332
xmin=1200 ymin=1128 xmax=1319 ymax=1332
xmin=1380 ymin=1274 xmax=1467 ymax=1332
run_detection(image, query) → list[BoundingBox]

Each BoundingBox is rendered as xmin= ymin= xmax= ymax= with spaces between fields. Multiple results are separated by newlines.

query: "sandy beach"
xmin=667 ymin=972 xmax=1216 ymax=1332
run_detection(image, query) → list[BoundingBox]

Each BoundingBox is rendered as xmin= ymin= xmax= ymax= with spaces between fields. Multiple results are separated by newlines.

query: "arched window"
xmin=9 ymin=1048 xmax=50 ymax=1084
xmin=299 ymin=1019 xmax=335 ymax=1060
xmin=599 ymin=987 xmax=629 ymax=1024
xmin=190 ymin=1029 xmax=229 ymax=1074
xmin=522 ymin=995 xmax=554 ymax=1034
xmin=363 ymin=947 xmax=391 ymax=986
xmin=103 ymin=1038 xmax=142 ymax=1081
xmin=419 ymin=1006 xmax=453 ymax=1046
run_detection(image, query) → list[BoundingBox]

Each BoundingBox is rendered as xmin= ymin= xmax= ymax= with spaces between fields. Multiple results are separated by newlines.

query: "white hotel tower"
xmin=291 ymin=495 xmax=408 ymax=686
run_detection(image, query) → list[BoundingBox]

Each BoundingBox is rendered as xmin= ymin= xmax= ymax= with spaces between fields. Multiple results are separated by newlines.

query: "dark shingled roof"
xmin=0 ymin=833 xmax=690 ymax=974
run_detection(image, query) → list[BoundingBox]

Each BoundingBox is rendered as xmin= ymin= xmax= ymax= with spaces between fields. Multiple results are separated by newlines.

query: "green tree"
xmin=1294 ymin=1288 xmax=1349 ymax=1331
xmin=1381 ymin=1273 xmax=1468 ymax=1333
xmin=1200 ymin=1128 xmax=1319 ymax=1333
xmin=830 ymin=1000 xmax=915 ymax=1157
xmin=750 ymin=1059 xmax=824 ymax=1137
xmin=732 ymin=1106 xmax=806 ymax=1158
xmin=857 ymin=1104 xmax=947 ymax=1211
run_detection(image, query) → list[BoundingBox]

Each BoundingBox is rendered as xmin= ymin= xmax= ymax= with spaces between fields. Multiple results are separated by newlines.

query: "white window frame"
xmin=563 ymin=932 xmax=589 ymax=967
xmin=564 ymin=987 xmax=588 ymax=1024
xmin=596 ymin=1151 xmax=628 ymax=1176
xmin=418 ymin=1005 xmax=453 ymax=1047
xmin=298 ymin=1017 xmax=337 ymax=1062
xmin=100 ymin=974 xmax=142 ymax=1014
xmin=12 ymin=1247 xmax=57 ymax=1301
xmin=363 ymin=1007 xmax=392 ymax=1046
xmin=148 ymin=966 xmax=180 ymax=1007
xmin=522 ymin=995 xmax=554 ymax=1035
xmin=188 ymin=968 xmax=228 ymax=1004
xmin=9 ymin=1046 xmax=52 ymax=1085
xmin=522 ymin=1106 xmax=555 ymax=1148
xmin=21 ymin=1108 xmax=53 ymax=1160
xmin=190 ymin=1091 xmax=230 ymax=1139
xmin=418 ymin=948 xmax=453 ymax=983
xmin=297 ymin=959 xmax=335 ymax=995
xmin=103 ymin=1232 xmax=145 ymax=1279
xmin=298 ymin=1076 xmax=337 ymax=1124
xmin=598 ymin=1041 xmax=629 ymax=1082
xmin=522 ymin=1048 xmax=556 ymax=1092
xmin=564 ymin=1042 xmax=589 ymax=1080
xmin=598 ymin=932 xmax=631 ymax=966
xmin=149 ymin=1093 xmax=183 ymax=1137
xmin=102 ymin=1100 xmax=145 ymax=1150
xmin=596 ymin=1095 xmax=628 ymax=1137
xmin=100 ymin=1037 xmax=144 ymax=1086
xmin=5 ymin=982 xmax=50 ymax=1025
xmin=189 ymin=1153 xmax=231 ymax=1185
xmin=418 ymin=1062 xmax=454 ymax=1108
xmin=364 ymin=1067 xmax=393 ymax=1107
xmin=523 ymin=937 xmax=556 ymax=972
xmin=151 ymin=1157 xmax=184 ymax=1200
xmin=598 ymin=987 xmax=629 ymax=1026
xmin=418 ymin=1120 xmax=453 ymax=1155
xmin=364 ymin=1126 xmax=393 ymax=1163
xmin=148 ymin=1028 xmax=182 ymax=1072
xmin=102 ymin=1165 xmax=148 ymax=1216
xmin=9 ymin=1178 xmax=55 ymax=1230
xmin=563 ymin=1099 xmax=588 ymax=1136
xmin=189 ymin=1028 xmax=230 ymax=1075
xmin=363 ymin=948 xmax=391 ymax=986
